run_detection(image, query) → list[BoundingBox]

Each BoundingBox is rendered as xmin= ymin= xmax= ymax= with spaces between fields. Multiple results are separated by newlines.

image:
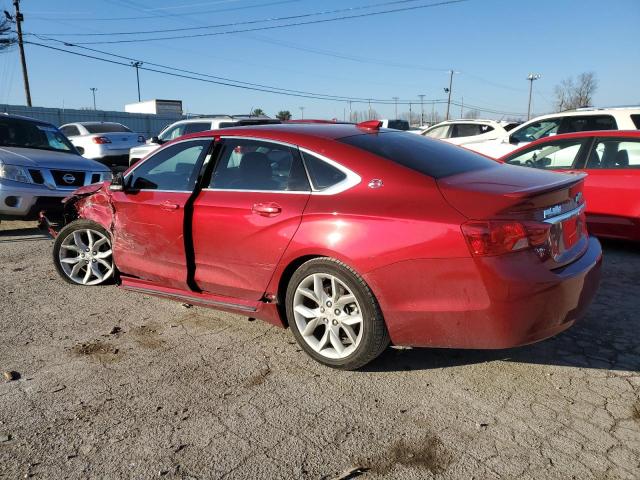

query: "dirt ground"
xmin=0 ymin=219 xmax=638 ymax=479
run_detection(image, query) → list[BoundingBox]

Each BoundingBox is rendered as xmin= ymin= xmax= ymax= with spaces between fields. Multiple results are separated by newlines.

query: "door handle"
xmin=160 ymin=201 xmax=180 ymax=210
xmin=252 ymin=202 xmax=282 ymax=217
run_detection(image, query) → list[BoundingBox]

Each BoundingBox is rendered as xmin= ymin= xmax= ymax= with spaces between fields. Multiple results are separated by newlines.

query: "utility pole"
xmin=460 ymin=96 xmax=463 ymax=118
xmin=13 ymin=0 xmax=31 ymax=106
xmin=444 ymin=69 xmax=455 ymax=121
xmin=409 ymin=102 xmax=412 ymax=125
xmin=392 ymin=97 xmax=399 ymax=119
xmin=527 ymin=73 xmax=541 ymax=120
xmin=418 ymin=94 xmax=425 ymax=126
xmin=131 ymin=61 xmax=143 ymax=101
xmin=348 ymin=100 xmax=352 ymax=122
xmin=299 ymin=106 xmax=304 ymax=119
xmin=368 ymin=99 xmax=372 ymax=120
xmin=90 ymin=87 xmax=97 ymax=110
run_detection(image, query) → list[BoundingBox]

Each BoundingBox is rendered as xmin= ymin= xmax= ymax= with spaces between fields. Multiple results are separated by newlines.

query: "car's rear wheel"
xmin=53 ymin=219 xmax=115 ymax=286
xmin=286 ymin=258 xmax=389 ymax=370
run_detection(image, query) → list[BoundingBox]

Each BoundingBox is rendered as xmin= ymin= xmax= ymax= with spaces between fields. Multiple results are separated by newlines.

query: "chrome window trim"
xmin=214 ymin=136 xmax=360 ymax=196
xmin=544 ymin=203 xmax=585 ymax=224
xmin=123 ymin=136 xmax=214 ymax=193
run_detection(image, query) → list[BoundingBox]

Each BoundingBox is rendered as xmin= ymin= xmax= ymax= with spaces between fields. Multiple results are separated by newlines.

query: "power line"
xmin=32 ymin=0 xmax=470 ymax=45
xmin=23 ymin=0 xmax=305 ymax=21
xmin=30 ymin=0 xmax=440 ymax=36
xmin=22 ymin=39 xmax=526 ymax=115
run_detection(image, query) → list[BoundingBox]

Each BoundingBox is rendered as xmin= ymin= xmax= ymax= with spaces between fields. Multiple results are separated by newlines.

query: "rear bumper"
xmin=364 ymin=236 xmax=603 ymax=348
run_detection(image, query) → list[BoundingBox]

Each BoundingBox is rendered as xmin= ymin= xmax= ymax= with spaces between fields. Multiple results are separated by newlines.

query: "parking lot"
xmin=0 ymin=219 xmax=638 ymax=479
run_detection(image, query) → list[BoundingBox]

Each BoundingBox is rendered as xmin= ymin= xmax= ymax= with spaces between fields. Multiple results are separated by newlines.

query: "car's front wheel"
xmin=53 ymin=219 xmax=115 ymax=286
xmin=286 ymin=258 xmax=389 ymax=370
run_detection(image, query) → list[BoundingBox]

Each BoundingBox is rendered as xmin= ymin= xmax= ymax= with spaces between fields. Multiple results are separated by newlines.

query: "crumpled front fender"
xmin=62 ymin=182 xmax=115 ymax=232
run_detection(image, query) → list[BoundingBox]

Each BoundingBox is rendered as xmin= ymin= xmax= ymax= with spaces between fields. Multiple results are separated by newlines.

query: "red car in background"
xmin=48 ymin=122 xmax=602 ymax=369
xmin=500 ymin=131 xmax=640 ymax=242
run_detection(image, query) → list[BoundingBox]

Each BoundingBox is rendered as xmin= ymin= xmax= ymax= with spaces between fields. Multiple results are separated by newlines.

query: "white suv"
xmin=464 ymin=107 xmax=640 ymax=158
xmin=128 ymin=116 xmax=280 ymax=166
xmin=419 ymin=119 xmax=519 ymax=145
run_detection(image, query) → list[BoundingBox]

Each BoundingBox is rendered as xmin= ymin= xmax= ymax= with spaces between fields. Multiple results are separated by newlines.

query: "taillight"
xmin=461 ymin=220 xmax=551 ymax=257
xmin=92 ymin=136 xmax=112 ymax=144
xmin=137 ymin=135 xmax=145 ymax=143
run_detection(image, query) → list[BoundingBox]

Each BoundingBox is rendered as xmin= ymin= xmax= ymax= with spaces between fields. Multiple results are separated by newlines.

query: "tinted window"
xmin=127 ymin=139 xmax=210 ymax=190
xmin=83 ymin=123 xmax=131 ymax=134
xmin=0 ymin=117 xmax=75 ymax=153
xmin=510 ymin=118 xmax=562 ymax=143
xmin=423 ymin=125 xmax=450 ymax=139
xmin=60 ymin=125 xmax=80 ymax=137
xmin=386 ymin=120 xmax=410 ymax=131
xmin=558 ymin=115 xmax=617 ymax=134
xmin=183 ymin=122 xmax=212 ymax=135
xmin=210 ymin=139 xmax=309 ymax=191
xmin=339 ymin=131 xmax=496 ymax=179
xmin=503 ymin=122 xmax=520 ymax=132
xmin=505 ymin=139 xmax=585 ymax=169
xmin=630 ymin=115 xmax=640 ymax=129
xmin=302 ymin=152 xmax=347 ymax=190
xmin=450 ymin=123 xmax=491 ymax=138
xmin=587 ymin=139 xmax=640 ymax=169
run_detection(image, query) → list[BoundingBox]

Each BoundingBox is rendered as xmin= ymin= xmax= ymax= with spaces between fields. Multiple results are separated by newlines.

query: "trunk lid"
xmin=92 ymin=132 xmax=141 ymax=148
xmin=438 ymin=164 xmax=588 ymax=268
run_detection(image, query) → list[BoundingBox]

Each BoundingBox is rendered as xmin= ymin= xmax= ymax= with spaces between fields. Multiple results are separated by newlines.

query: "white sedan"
xmin=60 ymin=122 xmax=145 ymax=171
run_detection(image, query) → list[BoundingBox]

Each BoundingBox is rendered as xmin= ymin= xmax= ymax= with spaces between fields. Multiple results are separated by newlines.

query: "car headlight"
xmin=0 ymin=163 xmax=33 ymax=184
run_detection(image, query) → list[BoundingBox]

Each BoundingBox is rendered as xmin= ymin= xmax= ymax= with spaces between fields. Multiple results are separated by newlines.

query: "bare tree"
xmin=464 ymin=109 xmax=480 ymax=119
xmin=554 ymin=72 xmax=598 ymax=111
xmin=0 ymin=14 xmax=17 ymax=51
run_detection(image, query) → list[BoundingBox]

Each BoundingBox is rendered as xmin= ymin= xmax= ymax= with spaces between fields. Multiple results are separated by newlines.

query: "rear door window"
xmin=209 ymin=139 xmax=309 ymax=191
xmin=60 ymin=125 xmax=80 ymax=137
xmin=587 ymin=139 xmax=640 ymax=169
xmin=450 ymin=123 xmax=491 ymax=138
xmin=504 ymin=139 xmax=587 ymax=169
xmin=183 ymin=122 xmax=212 ymax=135
xmin=558 ymin=115 xmax=617 ymax=134
xmin=423 ymin=125 xmax=450 ymax=139
xmin=510 ymin=118 xmax=562 ymax=143
xmin=339 ymin=131 xmax=496 ymax=179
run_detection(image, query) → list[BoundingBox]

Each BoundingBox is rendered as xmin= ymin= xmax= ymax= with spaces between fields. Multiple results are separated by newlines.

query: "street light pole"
xmin=131 ymin=61 xmax=143 ymax=102
xmin=392 ymin=97 xmax=399 ymax=119
xmin=527 ymin=73 xmax=542 ymax=120
xmin=368 ymin=99 xmax=372 ymax=120
xmin=418 ymin=94 xmax=425 ymax=126
xmin=13 ymin=0 xmax=32 ymax=106
xmin=299 ymin=106 xmax=304 ymax=119
xmin=90 ymin=87 xmax=97 ymax=110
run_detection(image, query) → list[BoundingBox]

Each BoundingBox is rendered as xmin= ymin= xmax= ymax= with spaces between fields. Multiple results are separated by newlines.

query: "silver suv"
xmin=0 ymin=114 xmax=111 ymax=221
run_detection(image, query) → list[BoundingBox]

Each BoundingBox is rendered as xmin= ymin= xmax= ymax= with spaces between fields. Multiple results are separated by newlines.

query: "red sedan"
xmin=49 ymin=121 xmax=602 ymax=369
xmin=500 ymin=130 xmax=640 ymax=242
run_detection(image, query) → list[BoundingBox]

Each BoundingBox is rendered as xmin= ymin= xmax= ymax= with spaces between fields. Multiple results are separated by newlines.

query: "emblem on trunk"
xmin=543 ymin=205 xmax=562 ymax=219
xmin=62 ymin=173 xmax=76 ymax=184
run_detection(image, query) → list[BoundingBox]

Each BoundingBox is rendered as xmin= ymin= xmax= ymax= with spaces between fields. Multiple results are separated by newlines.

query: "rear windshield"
xmin=84 ymin=123 xmax=131 ymax=134
xmin=339 ymin=131 xmax=496 ymax=179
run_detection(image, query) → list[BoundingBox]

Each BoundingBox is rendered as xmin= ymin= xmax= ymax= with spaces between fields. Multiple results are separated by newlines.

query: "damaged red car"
xmin=48 ymin=121 xmax=602 ymax=369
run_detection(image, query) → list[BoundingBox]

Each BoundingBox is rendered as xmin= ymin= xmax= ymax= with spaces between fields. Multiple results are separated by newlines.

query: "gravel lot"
xmin=1 ymin=219 xmax=638 ymax=479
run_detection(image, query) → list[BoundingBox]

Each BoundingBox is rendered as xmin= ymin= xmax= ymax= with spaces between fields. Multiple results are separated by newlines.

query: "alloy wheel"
xmin=293 ymin=273 xmax=363 ymax=359
xmin=58 ymin=228 xmax=114 ymax=285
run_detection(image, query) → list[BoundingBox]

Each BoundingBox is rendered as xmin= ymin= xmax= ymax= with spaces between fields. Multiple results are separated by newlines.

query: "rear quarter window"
xmin=339 ymin=131 xmax=496 ymax=179
xmin=631 ymin=114 xmax=640 ymax=129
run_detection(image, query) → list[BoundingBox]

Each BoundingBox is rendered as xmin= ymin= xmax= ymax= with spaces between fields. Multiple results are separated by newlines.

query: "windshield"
xmin=84 ymin=123 xmax=131 ymax=134
xmin=0 ymin=117 xmax=76 ymax=153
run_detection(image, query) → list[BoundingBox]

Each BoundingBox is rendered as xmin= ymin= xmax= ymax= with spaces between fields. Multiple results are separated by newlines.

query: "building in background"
xmin=125 ymin=99 xmax=183 ymax=116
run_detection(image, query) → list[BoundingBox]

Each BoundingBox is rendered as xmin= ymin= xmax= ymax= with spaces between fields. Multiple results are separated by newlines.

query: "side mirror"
xmin=109 ymin=172 xmax=125 ymax=192
xmin=150 ymin=136 xmax=164 ymax=145
xmin=508 ymin=135 xmax=519 ymax=145
xmin=76 ymin=146 xmax=85 ymax=155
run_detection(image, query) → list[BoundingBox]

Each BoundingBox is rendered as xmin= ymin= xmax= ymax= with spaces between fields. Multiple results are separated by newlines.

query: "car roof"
xmin=499 ymin=130 xmax=640 ymax=160
xmin=180 ymin=122 xmax=375 ymax=143
xmin=429 ymin=119 xmax=500 ymax=126
xmin=71 ymin=121 xmax=125 ymax=126
xmin=1 ymin=112 xmax=55 ymax=126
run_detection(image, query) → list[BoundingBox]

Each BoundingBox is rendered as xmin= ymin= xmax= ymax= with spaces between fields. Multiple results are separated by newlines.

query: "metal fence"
xmin=0 ymin=104 xmax=186 ymax=138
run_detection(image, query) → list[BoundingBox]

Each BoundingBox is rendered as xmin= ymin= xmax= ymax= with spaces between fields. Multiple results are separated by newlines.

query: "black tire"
xmin=53 ymin=219 xmax=116 ymax=286
xmin=285 ymin=258 xmax=390 ymax=370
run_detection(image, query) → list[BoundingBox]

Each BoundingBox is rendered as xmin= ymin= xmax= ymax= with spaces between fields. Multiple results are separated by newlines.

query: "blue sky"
xmin=0 ymin=0 xmax=638 ymax=121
